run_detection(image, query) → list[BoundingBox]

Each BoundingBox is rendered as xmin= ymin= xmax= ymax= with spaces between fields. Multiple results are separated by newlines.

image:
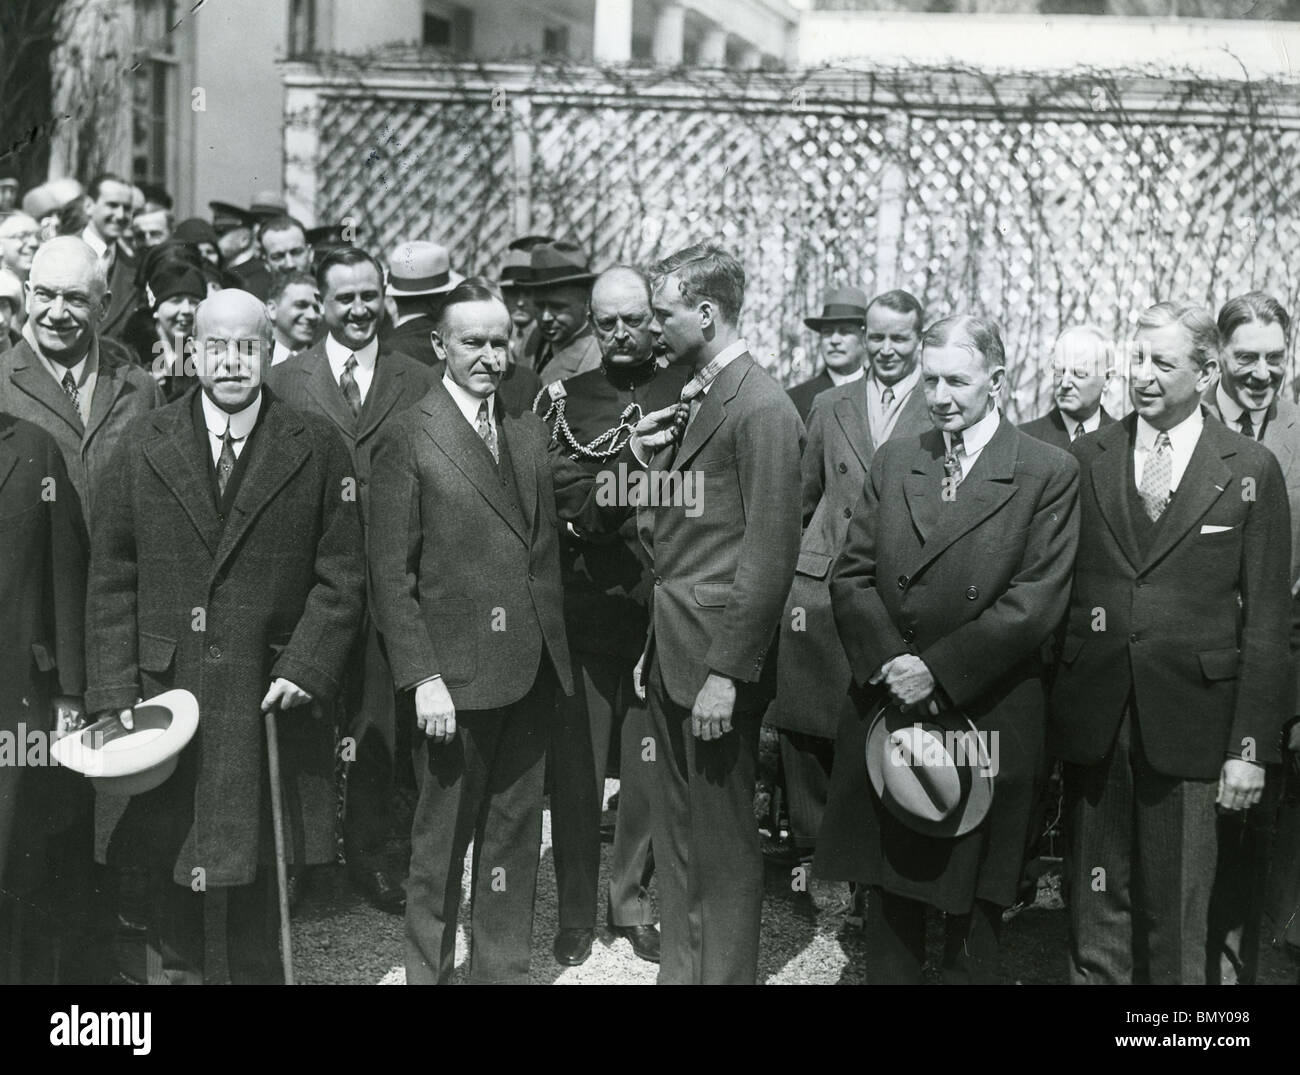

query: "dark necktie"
xmin=1237 ymin=412 xmax=1256 ymax=440
xmin=339 ymin=354 xmax=361 ymax=417
xmin=1139 ymin=431 xmax=1173 ymax=521
xmin=943 ymin=431 xmax=964 ymax=484
xmin=61 ymin=370 xmax=81 ymax=413
xmin=476 ymin=400 xmax=498 ymax=464
xmin=216 ymin=428 xmax=238 ymax=498
xmin=535 ymin=343 xmax=554 ymax=377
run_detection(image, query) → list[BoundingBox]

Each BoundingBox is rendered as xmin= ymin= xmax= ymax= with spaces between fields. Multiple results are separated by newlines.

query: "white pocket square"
xmin=1200 ymin=524 xmax=1234 ymax=534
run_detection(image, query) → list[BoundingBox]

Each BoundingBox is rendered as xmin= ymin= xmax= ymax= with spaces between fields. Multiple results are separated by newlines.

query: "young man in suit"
xmin=1021 ymin=325 xmax=1117 ymax=448
xmin=84 ymin=290 xmax=365 ymax=983
xmin=1203 ymin=291 xmax=1300 ymax=984
xmin=820 ymin=315 xmax=1080 ymax=984
xmin=268 ymin=247 xmax=436 ymax=915
xmin=771 ymin=288 xmax=930 ymax=871
xmin=0 ymin=237 xmax=163 ymax=520
xmin=630 ymin=244 xmax=804 ymax=983
xmin=1051 ymin=302 xmax=1292 ymax=985
xmin=79 ymin=174 xmax=139 ymax=340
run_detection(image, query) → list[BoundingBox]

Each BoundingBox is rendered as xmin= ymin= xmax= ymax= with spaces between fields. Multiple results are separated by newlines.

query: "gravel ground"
xmin=288 ymin=781 xmax=1298 ymax=985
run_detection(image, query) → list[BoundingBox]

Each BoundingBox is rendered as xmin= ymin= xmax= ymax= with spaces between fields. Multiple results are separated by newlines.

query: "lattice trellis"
xmin=286 ymin=61 xmax=1300 ymax=419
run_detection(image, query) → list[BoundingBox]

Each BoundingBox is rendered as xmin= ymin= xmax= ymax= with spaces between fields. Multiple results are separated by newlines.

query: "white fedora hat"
xmin=52 ymin=689 xmax=199 ymax=796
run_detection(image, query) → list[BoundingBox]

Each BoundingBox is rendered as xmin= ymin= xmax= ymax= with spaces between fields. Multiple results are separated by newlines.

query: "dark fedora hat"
xmin=520 ymin=240 xmax=596 ymax=289
xmin=804 ymin=285 xmax=869 ymax=330
xmin=864 ymin=700 xmax=994 ymax=838
xmin=208 ymin=201 xmax=256 ymax=233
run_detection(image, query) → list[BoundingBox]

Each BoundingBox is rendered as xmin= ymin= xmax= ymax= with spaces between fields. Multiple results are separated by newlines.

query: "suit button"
xmin=965 ymin=586 xmax=979 ymax=600
xmin=208 ymin=643 xmax=222 ymax=659
xmin=654 ymin=575 xmax=663 ymax=586
xmin=1129 ymin=633 xmax=1140 ymax=643
xmin=837 ymin=462 xmax=848 ymax=474
xmin=897 ymin=575 xmax=908 ymax=590
xmin=527 ymin=572 xmax=535 ymax=581
xmin=901 ymin=628 xmax=916 ymax=643
xmin=843 ymin=506 xmax=852 ymax=519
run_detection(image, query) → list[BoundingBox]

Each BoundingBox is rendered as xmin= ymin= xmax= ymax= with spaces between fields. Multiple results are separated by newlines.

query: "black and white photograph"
xmin=2 ymin=0 xmax=1299 ymax=1038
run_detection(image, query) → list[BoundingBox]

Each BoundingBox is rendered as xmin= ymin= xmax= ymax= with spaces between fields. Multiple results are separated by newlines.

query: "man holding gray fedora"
xmin=820 ymin=314 xmax=1080 ymax=984
xmin=84 ymin=289 xmax=365 ymax=983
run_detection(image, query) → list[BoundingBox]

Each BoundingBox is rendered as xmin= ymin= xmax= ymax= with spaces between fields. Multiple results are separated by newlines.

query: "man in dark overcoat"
xmin=84 ymin=290 xmax=365 ymax=983
xmin=0 ymin=416 xmax=87 ymax=981
xmin=820 ymin=315 xmax=1080 ymax=984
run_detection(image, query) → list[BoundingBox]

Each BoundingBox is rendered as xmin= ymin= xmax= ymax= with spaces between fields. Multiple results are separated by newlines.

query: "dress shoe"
xmin=350 ymin=868 xmax=405 ymax=915
xmin=553 ymin=928 xmax=594 ymax=965
xmin=606 ymin=907 xmax=661 ymax=963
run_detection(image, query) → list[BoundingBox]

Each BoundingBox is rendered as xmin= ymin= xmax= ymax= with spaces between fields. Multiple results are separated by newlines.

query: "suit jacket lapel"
xmin=892 ymin=381 xmax=931 ymax=440
xmin=1263 ymin=398 xmax=1299 ymax=474
xmin=670 ymin=353 xmax=749 ymax=474
xmin=423 ymin=384 xmax=527 ymax=545
xmin=1138 ymin=416 xmax=1233 ymax=575
xmin=902 ymin=434 xmax=944 ymax=548
xmin=1089 ymin=417 xmax=1142 ymax=572
xmin=0 ymin=425 xmax=17 ymax=496
xmin=355 ymin=348 xmax=407 ymax=444
xmin=904 ymin=420 xmax=1019 ymax=576
xmin=213 ymin=394 xmax=312 ymax=573
xmin=503 ymin=413 xmax=538 ymax=539
xmin=9 ymin=343 xmax=83 ymax=438
xmin=143 ymin=398 xmax=220 ymax=556
xmin=302 ymin=343 xmax=357 ymax=442
xmin=834 ymin=387 xmax=872 ymax=471
xmin=85 ymin=351 xmax=126 ymax=447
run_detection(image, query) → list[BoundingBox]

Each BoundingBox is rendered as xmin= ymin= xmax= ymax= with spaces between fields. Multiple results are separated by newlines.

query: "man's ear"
xmin=698 ymin=300 xmax=715 ymax=332
xmin=989 ymin=364 xmax=1007 ymax=398
xmin=430 ymin=329 xmax=448 ymax=364
xmin=95 ymin=289 xmax=112 ymax=322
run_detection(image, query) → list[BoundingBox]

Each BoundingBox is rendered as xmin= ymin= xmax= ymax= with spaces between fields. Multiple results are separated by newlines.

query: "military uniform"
xmin=536 ymin=358 xmax=690 ymax=931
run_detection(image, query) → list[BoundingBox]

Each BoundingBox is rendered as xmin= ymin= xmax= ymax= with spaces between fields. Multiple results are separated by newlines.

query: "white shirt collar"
xmin=442 ymin=372 xmax=493 ymax=427
xmin=1136 ymin=405 xmax=1204 ymax=455
xmin=872 ymin=365 xmax=920 ymax=403
xmin=944 ymin=405 xmax=1000 ymax=455
xmin=325 ymin=332 xmax=378 ymax=376
xmin=1058 ymin=406 xmax=1103 ymax=437
xmin=394 ymin=310 xmax=427 ymax=328
xmin=827 ymin=365 xmax=865 ymax=388
xmin=1215 ymin=382 xmax=1266 ymax=422
xmin=200 ymin=385 xmax=262 ymax=441
xmin=271 ymin=339 xmax=295 ymax=366
xmin=80 ymin=224 xmax=108 ymax=259
xmin=699 ymin=338 xmax=748 ymax=395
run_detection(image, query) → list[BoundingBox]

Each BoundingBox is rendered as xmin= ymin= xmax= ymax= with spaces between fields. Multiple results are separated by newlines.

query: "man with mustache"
xmin=266 ymin=271 xmax=322 ymax=366
xmin=85 ymin=289 xmax=365 ymax=982
xmin=521 ymin=241 xmax=601 ymax=386
xmin=1202 ymin=291 xmax=1300 ymax=985
xmin=268 ymin=247 xmax=436 ymax=915
xmin=534 ymin=266 xmax=687 ymax=966
xmin=1022 ymin=325 xmax=1117 ymax=448
xmin=1051 ymin=302 xmax=1292 ymax=984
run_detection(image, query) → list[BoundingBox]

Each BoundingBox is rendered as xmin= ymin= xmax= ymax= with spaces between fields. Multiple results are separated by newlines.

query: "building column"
xmin=699 ymin=26 xmax=727 ymax=67
xmin=735 ymin=44 xmax=762 ymax=70
xmin=593 ymin=0 xmax=633 ymax=63
xmin=652 ymin=2 xmax=685 ymax=66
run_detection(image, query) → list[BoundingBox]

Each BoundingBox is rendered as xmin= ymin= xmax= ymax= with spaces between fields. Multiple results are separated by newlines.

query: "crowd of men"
xmin=0 ymin=169 xmax=1297 ymax=986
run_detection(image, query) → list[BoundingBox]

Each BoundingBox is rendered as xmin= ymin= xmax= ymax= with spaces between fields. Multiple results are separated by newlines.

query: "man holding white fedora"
xmin=382 ymin=240 xmax=462 ymax=361
xmin=820 ymin=315 xmax=1079 ymax=984
xmin=84 ymin=289 xmax=365 ymax=983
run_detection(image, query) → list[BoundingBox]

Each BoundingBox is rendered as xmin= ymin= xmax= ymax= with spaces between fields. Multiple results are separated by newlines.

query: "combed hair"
xmin=922 ymin=314 xmax=1005 ymax=370
xmin=1217 ymin=291 xmax=1291 ymax=347
xmin=649 ymin=243 xmax=744 ymax=326
xmin=1137 ymin=302 xmax=1219 ymax=370
xmin=435 ymin=281 xmax=506 ymax=331
xmin=315 ymin=246 xmax=384 ymax=293
xmin=267 ymin=269 xmax=318 ymax=304
xmin=87 ymin=173 xmax=131 ymax=202
xmin=257 ymin=214 xmax=308 ymax=243
xmin=868 ymin=289 xmax=924 ymax=333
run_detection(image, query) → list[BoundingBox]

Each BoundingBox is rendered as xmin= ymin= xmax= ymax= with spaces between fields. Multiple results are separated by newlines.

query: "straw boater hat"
xmin=864 ymin=699 xmax=994 ymax=838
xmin=387 ymin=241 xmax=462 ymax=296
xmin=52 ymin=689 xmax=199 ymax=796
xmin=520 ymin=240 xmax=596 ymax=289
xmin=804 ymin=285 xmax=870 ymax=330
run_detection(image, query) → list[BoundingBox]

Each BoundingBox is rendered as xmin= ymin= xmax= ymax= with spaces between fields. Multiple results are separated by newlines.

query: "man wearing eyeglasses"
xmin=534 ymin=266 xmax=689 ymax=967
xmin=1022 ymin=325 xmax=1117 ymax=449
xmin=0 ymin=211 xmax=41 ymax=286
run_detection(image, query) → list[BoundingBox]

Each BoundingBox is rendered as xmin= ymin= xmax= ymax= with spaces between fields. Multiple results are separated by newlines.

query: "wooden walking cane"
xmin=264 ymin=709 xmax=295 ymax=984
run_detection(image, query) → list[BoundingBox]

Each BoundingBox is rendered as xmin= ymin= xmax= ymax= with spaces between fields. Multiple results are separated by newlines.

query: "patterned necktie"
xmin=1139 ymin=431 xmax=1173 ymax=521
xmin=881 ymin=385 xmax=895 ymax=408
xmin=216 ymin=428 xmax=238 ymax=498
xmin=680 ymin=354 xmax=733 ymax=430
xmin=476 ymin=400 xmax=498 ymax=464
xmin=1071 ymin=422 xmax=1084 ymax=441
xmin=339 ymin=354 xmax=361 ymax=417
xmin=1237 ymin=412 xmax=1255 ymax=440
xmin=61 ymin=370 xmax=81 ymax=413
xmin=943 ymin=431 xmax=964 ymax=484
